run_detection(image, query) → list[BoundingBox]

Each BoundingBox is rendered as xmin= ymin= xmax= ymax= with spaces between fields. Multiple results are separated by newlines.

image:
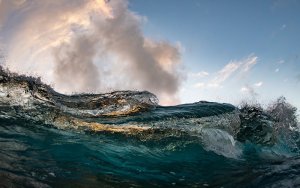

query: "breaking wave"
xmin=0 ymin=66 xmax=299 ymax=187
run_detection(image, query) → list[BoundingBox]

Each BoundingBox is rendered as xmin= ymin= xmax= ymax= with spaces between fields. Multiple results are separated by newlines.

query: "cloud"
xmin=241 ymin=55 xmax=258 ymax=72
xmin=193 ymin=82 xmax=205 ymax=89
xmin=0 ymin=0 xmax=184 ymax=105
xmin=208 ymin=55 xmax=258 ymax=88
xmin=275 ymin=68 xmax=280 ymax=73
xmin=209 ymin=62 xmax=241 ymax=88
xmin=240 ymin=86 xmax=249 ymax=93
xmin=254 ymin=81 xmax=263 ymax=87
xmin=240 ymin=81 xmax=262 ymax=98
xmin=192 ymin=55 xmax=259 ymax=90
xmin=277 ymin=60 xmax=285 ymax=64
xmin=190 ymin=71 xmax=209 ymax=78
xmin=240 ymin=84 xmax=258 ymax=97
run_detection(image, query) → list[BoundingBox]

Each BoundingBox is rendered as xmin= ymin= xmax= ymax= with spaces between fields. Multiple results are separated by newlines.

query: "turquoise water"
xmin=1 ymin=103 xmax=300 ymax=187
xmin=0 ymin=67 xmax=300 ymax=187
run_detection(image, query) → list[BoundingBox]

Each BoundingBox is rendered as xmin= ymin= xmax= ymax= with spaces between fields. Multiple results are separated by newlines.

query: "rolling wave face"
xmin=0 ymin=66 xmax=241 ymax=137
xmin=1 ymin=67 xmax=300 ymax=187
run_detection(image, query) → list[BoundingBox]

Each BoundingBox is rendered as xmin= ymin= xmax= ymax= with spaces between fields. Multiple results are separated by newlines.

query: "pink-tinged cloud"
xmin=0 ymin=0 xmax=184 ymax=105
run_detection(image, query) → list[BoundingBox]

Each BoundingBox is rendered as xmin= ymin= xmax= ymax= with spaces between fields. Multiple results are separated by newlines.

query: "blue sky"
xmin=0 ymin=0 xmax=299 ymax=109
xmin=129 ymin=0 xmax=300 ymax=108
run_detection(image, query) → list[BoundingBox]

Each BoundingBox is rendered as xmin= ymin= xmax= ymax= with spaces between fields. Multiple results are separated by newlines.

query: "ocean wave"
xmin=1 ymin=66 xmax=300 ymax=187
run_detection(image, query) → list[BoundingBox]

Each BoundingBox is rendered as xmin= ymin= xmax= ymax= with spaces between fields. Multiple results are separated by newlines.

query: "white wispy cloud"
xmin=209 ymin=62 xmax=241 ymax=88
xmin=241 ymin=55 xmax=258 ymax=72
xmin=193 ymin=54 xmax=258 ymax=90
xmin=277 ymin=60 xmax=285 ymax=64
xmin=254 ymin=81 xmax=263 ymax=87
xmin=193 ymin=82 xmax=205 ymax=89
xmin=275 ymin=68 xmax=280 ymax=73
xmin=189 ymin=71 xmax=209 ymax=78
xmin=240 ymin=84 xmax=258 ymax=97
xmin=209 ymin=54 xmax=258 ymax=88
xmin=240 ymin=81 xmax=262 ymax=98
xmin=240 ymin=86 xmax=249 ymax=93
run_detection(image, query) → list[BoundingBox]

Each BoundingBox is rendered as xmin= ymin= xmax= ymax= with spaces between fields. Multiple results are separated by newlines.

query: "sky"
xmin=128 ymin=0 xmax=300 ymax=108
xmin=0 ymin=0 xmax=299 ymax=109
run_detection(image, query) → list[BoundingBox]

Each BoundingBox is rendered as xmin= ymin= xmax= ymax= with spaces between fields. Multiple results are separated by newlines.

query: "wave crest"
xmin=0 ymin=66 xmax=299 ymax=159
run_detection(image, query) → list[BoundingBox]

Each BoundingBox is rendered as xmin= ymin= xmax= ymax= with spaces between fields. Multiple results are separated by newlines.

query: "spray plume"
xmin=0 ymin=0 xmax=183 ymax=105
